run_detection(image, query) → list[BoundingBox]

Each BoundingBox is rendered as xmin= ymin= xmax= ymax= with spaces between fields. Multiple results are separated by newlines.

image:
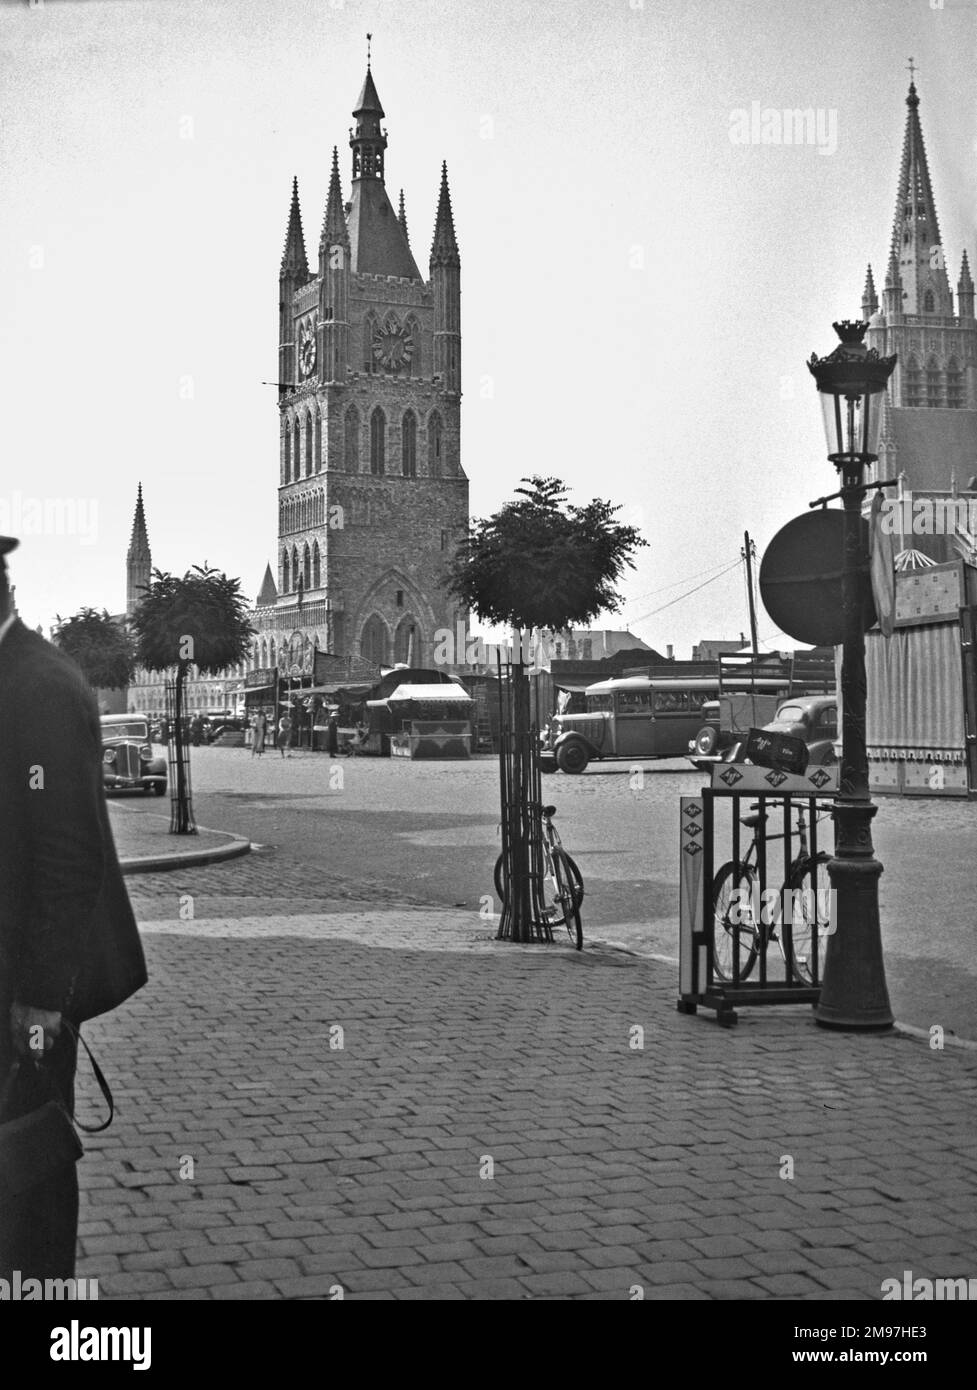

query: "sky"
xmin=1 ymin=0 xmax=976 ymax=656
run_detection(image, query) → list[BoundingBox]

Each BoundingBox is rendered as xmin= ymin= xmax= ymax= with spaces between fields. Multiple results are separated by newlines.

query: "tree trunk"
xmin=169 ymin=660 xmax=196 ymax=835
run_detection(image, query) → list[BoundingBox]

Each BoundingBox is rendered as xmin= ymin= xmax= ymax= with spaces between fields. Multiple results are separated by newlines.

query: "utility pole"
xmin=742 ymin=531 xmax=760 ymax=659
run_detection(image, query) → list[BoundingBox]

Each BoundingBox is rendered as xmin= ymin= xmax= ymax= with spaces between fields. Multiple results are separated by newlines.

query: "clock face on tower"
xmin=299 ymin=320 xmax=316 ymax=378
xmin=372 ymin=324 xmax=414 ymax=373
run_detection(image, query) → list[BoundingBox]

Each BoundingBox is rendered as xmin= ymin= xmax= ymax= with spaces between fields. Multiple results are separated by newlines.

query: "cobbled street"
xmin=69 ymin=748 xmax=977 ymax=1300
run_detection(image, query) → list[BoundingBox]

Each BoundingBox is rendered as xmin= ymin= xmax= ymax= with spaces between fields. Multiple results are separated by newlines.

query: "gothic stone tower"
xmin=861 ymin=78 xmax=977 ymax=492
xmin=126 ymin=482 xmax=152 ymax=617
xmin=269 ymin=58 xmax=467 ymax=674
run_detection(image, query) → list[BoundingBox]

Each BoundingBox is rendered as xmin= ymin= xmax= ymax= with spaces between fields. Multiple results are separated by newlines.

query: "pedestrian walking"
xmin=0 ymin=535 xmax=148 ymax=1285
xmin=278 ymin=711 xmax=293 ymax=758
xmin=251 ymin=711 xmax=266 ymax=758
xmin=326 ymin=711 xmax=339 ymax=757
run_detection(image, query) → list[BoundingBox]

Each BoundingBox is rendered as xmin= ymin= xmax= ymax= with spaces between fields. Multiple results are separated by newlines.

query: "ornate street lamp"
xmin=807 ymin=321 xmax=896 ymax=1030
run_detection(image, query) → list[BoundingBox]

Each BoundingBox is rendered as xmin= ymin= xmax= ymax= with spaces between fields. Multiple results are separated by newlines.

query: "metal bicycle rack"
xmin=678 ymin=762 xmax=839 ymax=1026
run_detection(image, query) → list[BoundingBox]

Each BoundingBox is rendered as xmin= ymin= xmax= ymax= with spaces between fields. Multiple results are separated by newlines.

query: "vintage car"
xmin=100 ymin=714 xmax=167 ymax=795
xmin=688 ymin=694 xmax=838 ymax=771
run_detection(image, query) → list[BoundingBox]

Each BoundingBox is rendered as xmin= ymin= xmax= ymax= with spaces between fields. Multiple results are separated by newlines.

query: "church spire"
xmin=889 ymin=74 xmax=952 ymax=316
xmin=126 ymin=483 xmax=152 ymax=618
xmin=280 ymin=176 xmax=309 ymax=282
xmin=430 ymin=162 xmax=460 ymax=269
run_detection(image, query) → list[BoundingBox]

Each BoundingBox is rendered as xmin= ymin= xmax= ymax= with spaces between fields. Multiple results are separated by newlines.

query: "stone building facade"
xmin=254 ymin=57 xmax=468 ymax=675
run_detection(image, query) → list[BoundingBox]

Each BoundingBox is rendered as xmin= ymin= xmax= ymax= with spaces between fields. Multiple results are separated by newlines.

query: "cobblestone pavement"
xmin=77 ymin=907 xmax=977 ymax=1301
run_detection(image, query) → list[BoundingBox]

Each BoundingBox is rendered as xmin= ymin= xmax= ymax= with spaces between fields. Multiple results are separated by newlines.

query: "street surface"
xmin=73 ymin=748 xmax=977 ymax=1302
xmin=122 ymin=746 xmax=977 ymax=1041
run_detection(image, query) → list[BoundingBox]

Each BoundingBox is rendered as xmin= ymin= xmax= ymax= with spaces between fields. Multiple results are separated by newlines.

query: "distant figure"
xmin=159 ymin=715 xmax=170 ymax=745
xmin=250 ymin=711 xmax=266 ymax=758
xmin=190 ymin=715 xmax=203 ymax=747
xmin=278 ymin=712 xmax=293 ymax=758
xmin=326 ymin=713 xmax=339 ymax=757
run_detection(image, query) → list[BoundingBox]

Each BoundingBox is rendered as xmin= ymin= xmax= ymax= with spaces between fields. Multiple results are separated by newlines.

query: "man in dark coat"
xmin=0 ymin=536 xmax=148 ymax=1281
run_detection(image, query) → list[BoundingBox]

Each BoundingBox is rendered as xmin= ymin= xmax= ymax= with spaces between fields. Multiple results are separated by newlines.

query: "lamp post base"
xmin=815 ymin=806 xmax=894 ymax=1032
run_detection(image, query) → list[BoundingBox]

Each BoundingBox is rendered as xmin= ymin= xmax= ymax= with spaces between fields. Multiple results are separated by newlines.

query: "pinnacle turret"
xmin=959 ymin=249 xmax=975 ymax=318
xmin=321 ymin=147 xmax=349 ymax=249
xmin=398 ymin=189 xmax=409 ymax=243
xmin=280 ymin=176 xmax=309 ymax=282
xmin=862 ymin=264 xmax=878 ymax=319
xmin=430 ymin=163 xmax=460 ymax=270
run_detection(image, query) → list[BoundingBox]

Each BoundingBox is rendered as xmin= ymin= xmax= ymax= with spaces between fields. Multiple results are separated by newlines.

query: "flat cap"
xmin=0 ymin=536 xmax=19 ymax=557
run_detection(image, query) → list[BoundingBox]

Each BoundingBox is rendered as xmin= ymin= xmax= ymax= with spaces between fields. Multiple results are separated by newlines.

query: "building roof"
xmin=347 ymin=175 xmax=421 ymax=279
xmin=887 ymin=406 xmax=977 ymax=491
xmin=256 ymin=563 xmax=278 ymax=606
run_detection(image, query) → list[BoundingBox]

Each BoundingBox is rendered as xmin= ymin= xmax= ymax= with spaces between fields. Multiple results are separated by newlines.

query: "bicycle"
xmin=711 ymin=800 xmax=832 ymax=986
xmin=495 ymin=803 xmax=584 ymax=950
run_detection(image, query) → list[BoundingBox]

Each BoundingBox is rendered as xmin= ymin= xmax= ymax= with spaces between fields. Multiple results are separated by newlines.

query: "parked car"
xmin=688 ymin=694 xmax=838 ymax=772
xmin=100 ymin=714 xmax=167 ymax=796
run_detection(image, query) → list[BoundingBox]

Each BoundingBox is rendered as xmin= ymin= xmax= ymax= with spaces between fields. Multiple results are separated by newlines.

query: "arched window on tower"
xmin=282 ymin=549 xmax=290 ymax=593
xmin=360 ymin=613 xmax=388 ymax=666
xmin=305 ymin=411 xmax=313 ymax=476
xmin=344 ymin=405 xmax=360 ymax=472
xmin=303 ymin=543 xmax=311 ymax=590
xmin=292 ymin=546 xmax=300 ymax=592
xmin=312 ymin=541 xmax=321 ymax=589
xmin=363 ymin=313 xmax=378 ymax=375
xmin=269 ymin=638 xmax=276 ymax=666
xmin=428 ymin=410 xmax=443 ymax=477
xmin=947 ymin=358 xmax=964 ymax=408
xmin=370 ymin=408 xmax=386 ymax=475
xmin=292 ymin=419 xmax=300 ymax=481
xmin=402 ymin=411 xmax=417 ymax=478
xmin=283 ymin=424 xmax=291 ymax=483
xmin=905 ymin=356 xmax=922 ymax=407
xmin=315 ymin=408 xmax=322 ymax=471
xmin=926 ymin=356 xmax=941 ymax=407
xmin=923 ymin=290 xmax=935 ymax=313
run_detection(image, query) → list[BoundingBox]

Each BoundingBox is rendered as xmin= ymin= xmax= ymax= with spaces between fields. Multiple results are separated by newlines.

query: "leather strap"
xmin=64 ymin=1021 xmax=114 ymax=1133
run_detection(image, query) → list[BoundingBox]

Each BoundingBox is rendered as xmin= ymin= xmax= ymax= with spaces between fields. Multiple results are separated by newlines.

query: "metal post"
xmin=815 ymin=458 xmax=894 ymax=1030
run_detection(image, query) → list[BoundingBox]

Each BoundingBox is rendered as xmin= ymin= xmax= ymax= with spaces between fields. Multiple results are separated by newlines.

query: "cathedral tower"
xmin=126 ymin=483 xmax=152 ymax=617
xmin=861 ymin=77 xmax=977 ymax=491
xmin=261 ymin=52 xmax=468 ymax=676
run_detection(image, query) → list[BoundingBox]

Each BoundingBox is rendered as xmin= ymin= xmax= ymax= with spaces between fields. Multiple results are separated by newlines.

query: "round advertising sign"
xmin=759 ymin=509 xmax=876 ymax=647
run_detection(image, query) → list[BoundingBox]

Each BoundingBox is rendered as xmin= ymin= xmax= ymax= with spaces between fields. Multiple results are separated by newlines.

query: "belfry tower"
xmin=860 ymin=75 xmax=977 ymax=491
xmin=261 ymin=49 xmax=468 ymax=676
xmin=126 ymin=483 xmax=152 ymax=617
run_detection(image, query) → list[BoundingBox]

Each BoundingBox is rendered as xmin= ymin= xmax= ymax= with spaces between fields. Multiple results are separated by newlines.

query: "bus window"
xmin=688 ymin=690 xmax=708 ymax=713
xmin=587 ymin=693 xmax=614 ymax=712
xmin=616 ymin=691 xmax=652 ymax=715
xmin=653 ymin=690 xmax=689 ymax=713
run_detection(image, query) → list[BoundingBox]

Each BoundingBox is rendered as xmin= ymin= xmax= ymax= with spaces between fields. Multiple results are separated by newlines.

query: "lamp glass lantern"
xmin=807 ymin=321 xmax=896 ymax=477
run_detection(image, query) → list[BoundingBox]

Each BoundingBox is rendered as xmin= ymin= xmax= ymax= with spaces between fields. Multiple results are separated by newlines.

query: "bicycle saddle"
xmin=739 ymin=811 xmax=766 ymax=828
xmin=542 ymin=805 xmax=557 ymax=817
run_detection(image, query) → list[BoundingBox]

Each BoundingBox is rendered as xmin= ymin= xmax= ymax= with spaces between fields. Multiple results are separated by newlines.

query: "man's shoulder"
xmin=1 ymin=623 xmax=95 ymax=715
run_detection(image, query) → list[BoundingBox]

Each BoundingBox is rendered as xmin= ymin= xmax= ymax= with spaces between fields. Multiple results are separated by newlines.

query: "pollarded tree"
xmin=129 ymin=565 xmax=254 ymax=833
xmin=445 ymin=476 xmax=645 ymax=943
xmin=52 ymin=608 xmax=135 ymax=692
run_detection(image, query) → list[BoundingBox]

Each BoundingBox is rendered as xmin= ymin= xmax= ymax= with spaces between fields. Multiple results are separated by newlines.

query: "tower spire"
xmin=280 ymin=176 xmax=309 ymax=281
xmin=430 ymin=162 xmax=460 ymax=269
xmin=889 ymin=75 xmax=952 ymax=316
xmin=126 ymin=483 xmax=152 ymax=618
xmin=350 ymin=53 xmax=386 ymax=182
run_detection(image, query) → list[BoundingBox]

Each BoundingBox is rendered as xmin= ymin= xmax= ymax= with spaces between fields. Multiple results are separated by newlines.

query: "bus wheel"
xmin=557 ymin=741 xmax=589 ymax=775
xmin=693 ymin=726 xmax=719 ymax=756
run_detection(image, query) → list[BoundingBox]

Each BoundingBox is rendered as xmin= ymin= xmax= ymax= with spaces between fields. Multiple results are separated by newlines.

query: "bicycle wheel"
xmin=784 ymin=852 xmax=831 ymax=985
xmin=494 ymin=853 xmax=505 ymax=906
xmin=551 ymin=848 xmax=583 ymax=950
xmin=711 ymin=862 xmax=758 ymax=982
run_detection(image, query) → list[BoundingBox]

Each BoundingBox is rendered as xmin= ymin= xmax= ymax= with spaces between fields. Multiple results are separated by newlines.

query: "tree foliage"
xmin=445 ymin=476 xmax=646 ymax=632
xmin=52 ymin=608 xmax=135 ymax=691
xmin=129 ymin=565 xmax=254 ymax=674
